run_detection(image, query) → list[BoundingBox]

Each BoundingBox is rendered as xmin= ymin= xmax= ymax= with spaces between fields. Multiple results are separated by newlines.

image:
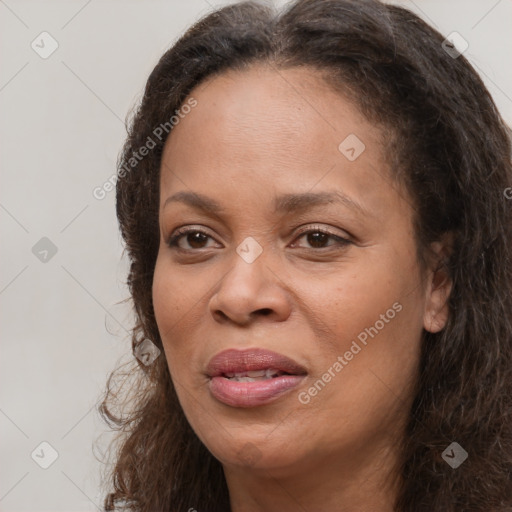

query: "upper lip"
xmin=206 ymin=348 xmax=307 ymax=377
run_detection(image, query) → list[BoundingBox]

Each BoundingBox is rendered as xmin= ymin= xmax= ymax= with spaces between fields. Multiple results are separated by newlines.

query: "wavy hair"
xmin=100 ymin=0 xmax=512 ymax=510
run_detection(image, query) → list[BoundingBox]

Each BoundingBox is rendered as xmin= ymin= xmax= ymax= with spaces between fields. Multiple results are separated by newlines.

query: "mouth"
xmin=206 ymin=348 xmax=307 ymax=408
xmin=222 ymin=368 xmax=290 ymax=382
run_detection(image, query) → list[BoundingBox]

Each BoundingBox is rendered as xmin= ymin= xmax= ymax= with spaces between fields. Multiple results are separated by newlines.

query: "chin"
xmin=204 ymin=432 xmax=304 ymax=474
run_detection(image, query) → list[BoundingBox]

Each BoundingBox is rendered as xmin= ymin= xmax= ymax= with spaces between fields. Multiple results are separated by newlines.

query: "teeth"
xmin=224 ymin=368 xmax=285 ymax=380
xmin=232 ymin=376 xmax=258 ymax=382
xmin=246 ymin=370 xmax=267 ymax=378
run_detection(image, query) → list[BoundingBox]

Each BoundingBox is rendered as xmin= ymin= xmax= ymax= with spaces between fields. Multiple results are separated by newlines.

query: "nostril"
xmin=214 ymin=310 xmax=229 ymax=321
xmin=257 ymin=308 xmax=273 ymax=316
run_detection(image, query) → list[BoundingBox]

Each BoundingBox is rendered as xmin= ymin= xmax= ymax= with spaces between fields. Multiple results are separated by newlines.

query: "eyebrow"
xmin=163 ymin=190 xmax=369 ymax=217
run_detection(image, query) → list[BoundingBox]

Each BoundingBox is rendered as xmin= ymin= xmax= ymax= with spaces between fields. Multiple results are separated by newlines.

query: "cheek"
xmin=152 ymin=250 xmax=214 ymax=328
xmin=298 ymin=261 xmax=404 ymax=352
xmin=153 ymin=263 xmax=178 ymax=342
xmin=152 ymin=257 xmax=200 ymax=368
xmin=298 ymin=255 xmax=423 ymax=398
xmin=307 ymin=302 xmax=422 ymax=428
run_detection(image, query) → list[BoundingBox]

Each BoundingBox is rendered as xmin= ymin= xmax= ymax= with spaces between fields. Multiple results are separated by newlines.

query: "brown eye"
xmin=184 ymin=232 xmax=209 ymax=249
xmin=167 ymin=228 xmax=218 ymax=250
xmin=305 ymin=231 xmax=330 ymax=248
xmin=292 ymin=227 xmax=351 ymax=250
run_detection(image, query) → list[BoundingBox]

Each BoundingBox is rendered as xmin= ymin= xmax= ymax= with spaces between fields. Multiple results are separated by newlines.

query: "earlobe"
xmin=423 ymin=239 xmax=453 ymax=333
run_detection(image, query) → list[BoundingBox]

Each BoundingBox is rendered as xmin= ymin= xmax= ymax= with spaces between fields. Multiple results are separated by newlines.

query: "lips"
xmin=206 ymin=348 xmax=307 ymax=408
xmin=206 ymin=348 xmax=307 ymax=378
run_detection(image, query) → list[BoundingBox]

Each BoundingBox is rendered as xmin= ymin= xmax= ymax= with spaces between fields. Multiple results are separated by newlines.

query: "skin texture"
xmin=152 ymin=65 xmax=452 ymax=511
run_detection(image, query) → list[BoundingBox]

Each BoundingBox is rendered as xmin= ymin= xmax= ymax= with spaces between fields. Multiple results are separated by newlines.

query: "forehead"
xmin=159 ymin=65 xmax=396 ymax=221
xmin=169 ymin=66 xmax=370 ymax=143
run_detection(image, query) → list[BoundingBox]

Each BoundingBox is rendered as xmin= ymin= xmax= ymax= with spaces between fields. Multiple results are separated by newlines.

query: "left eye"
xmin=291 ymin=228 xmax=351 ymax=249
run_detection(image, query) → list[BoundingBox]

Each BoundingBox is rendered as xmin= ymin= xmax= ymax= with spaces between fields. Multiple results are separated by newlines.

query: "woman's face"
xmin=153 ymin=65 xmax=447 ymax=477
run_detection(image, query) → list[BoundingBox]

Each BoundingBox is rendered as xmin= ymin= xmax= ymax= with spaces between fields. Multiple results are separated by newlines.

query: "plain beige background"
xmin=1 ymin=0 xmax=511 ymax=510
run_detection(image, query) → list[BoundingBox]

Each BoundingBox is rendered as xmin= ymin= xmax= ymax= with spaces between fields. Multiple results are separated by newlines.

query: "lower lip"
xmin=209 ymin=375 xmax=306 ymax=408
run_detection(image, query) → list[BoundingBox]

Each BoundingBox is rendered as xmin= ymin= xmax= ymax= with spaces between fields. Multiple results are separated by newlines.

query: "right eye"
xmin=167 ymin=227 xmax=221 ymax=251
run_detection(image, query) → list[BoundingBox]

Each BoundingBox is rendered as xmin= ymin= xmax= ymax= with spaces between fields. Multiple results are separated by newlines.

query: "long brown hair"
xmin=100 ymin=1 xmax=512 ymax=510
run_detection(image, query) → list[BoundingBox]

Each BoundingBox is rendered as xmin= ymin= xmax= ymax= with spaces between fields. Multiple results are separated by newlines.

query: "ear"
xmin=423 ymin=235 xmax=453 ymax=333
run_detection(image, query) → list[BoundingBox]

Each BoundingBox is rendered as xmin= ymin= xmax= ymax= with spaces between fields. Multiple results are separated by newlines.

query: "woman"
xmin=100 ymin=0 xmax=512 ymax=510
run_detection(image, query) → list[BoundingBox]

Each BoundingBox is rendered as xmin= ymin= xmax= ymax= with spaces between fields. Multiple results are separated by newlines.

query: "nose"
xmin=209 ymin=250 xmax=292 ymax=326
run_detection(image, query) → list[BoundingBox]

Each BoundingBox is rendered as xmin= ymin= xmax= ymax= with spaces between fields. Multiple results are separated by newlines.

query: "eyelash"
xmin=166 ymin=225 xmax=351 ymax=251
